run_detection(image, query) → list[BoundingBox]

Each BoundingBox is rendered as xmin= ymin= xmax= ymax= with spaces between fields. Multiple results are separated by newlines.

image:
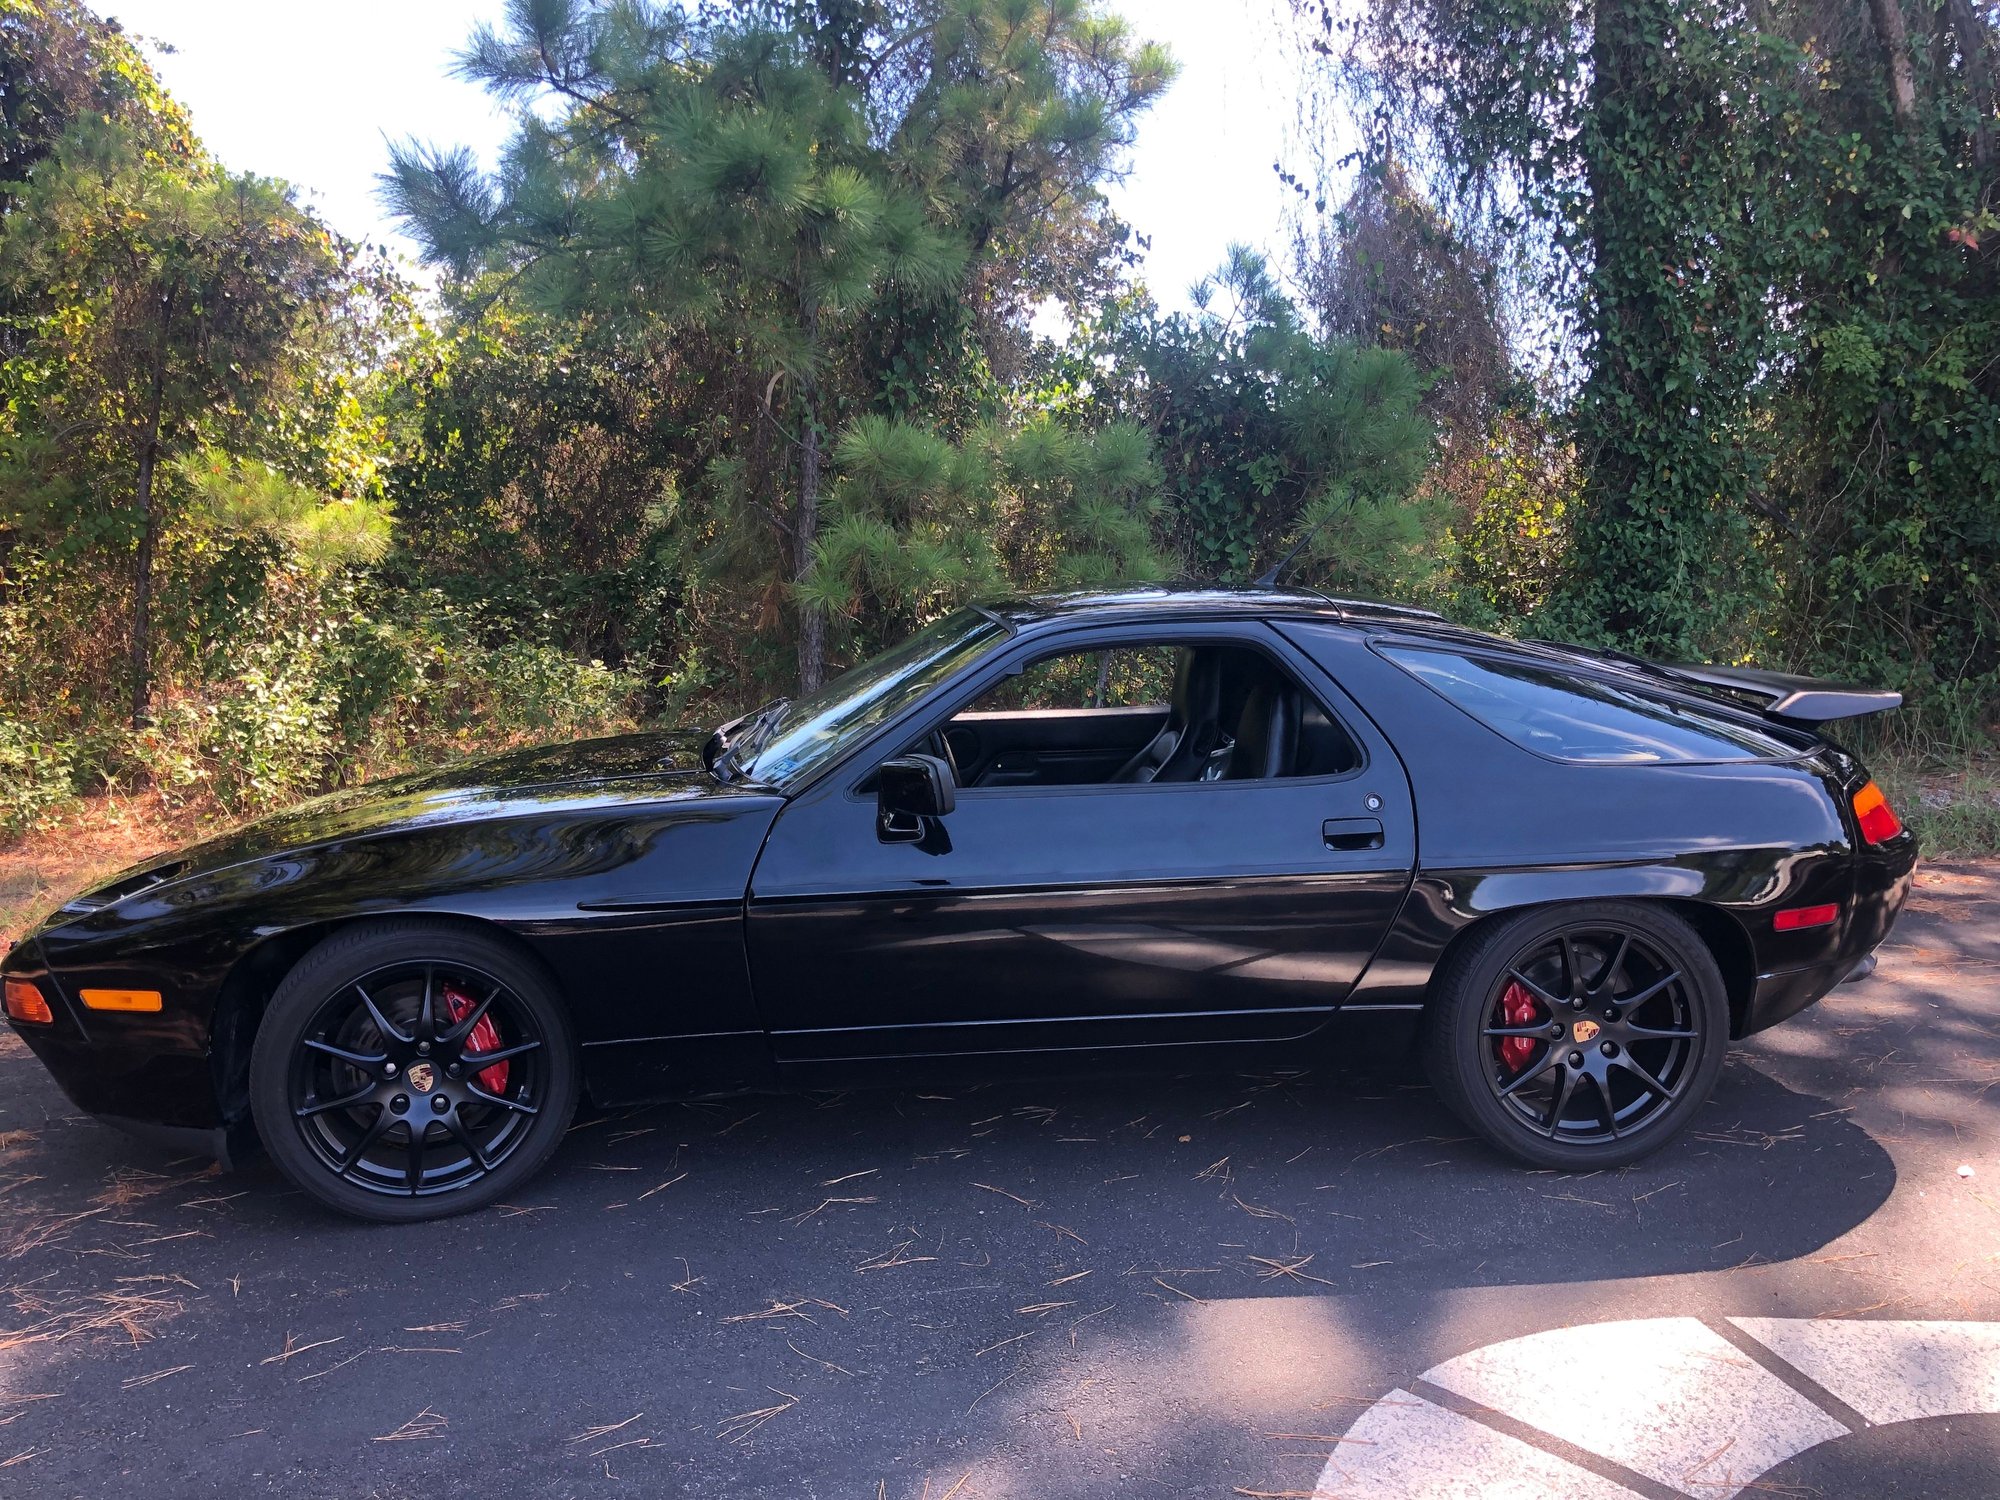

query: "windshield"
xmin=737 ymin=608 xmax=1010 ymax=788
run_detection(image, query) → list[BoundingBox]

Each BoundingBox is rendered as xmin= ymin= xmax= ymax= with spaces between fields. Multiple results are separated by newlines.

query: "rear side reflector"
xmin=1851 ymin=780 xmax=1904 ymax=844
xmin=4 ymin=978 xmax=54 ymax=1025
xmin=79 ymin=988 xmax=163 ymax=1013
xmin=1774 ymin=903 xmax=1841 ymax=931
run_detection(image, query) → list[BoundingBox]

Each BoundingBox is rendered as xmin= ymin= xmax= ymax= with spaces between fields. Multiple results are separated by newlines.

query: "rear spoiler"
xmin=1654 ymin=662 xmax=1902 ymax=723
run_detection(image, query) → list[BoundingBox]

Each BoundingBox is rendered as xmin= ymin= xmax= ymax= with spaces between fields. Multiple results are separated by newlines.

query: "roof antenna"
xmin=1253 ymin=507 xmax=1340 ymax=587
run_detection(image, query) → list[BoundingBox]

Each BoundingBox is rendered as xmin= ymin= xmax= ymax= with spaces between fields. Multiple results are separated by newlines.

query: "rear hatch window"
xmin=1380 ymin=646 xmax=1808 ymax=764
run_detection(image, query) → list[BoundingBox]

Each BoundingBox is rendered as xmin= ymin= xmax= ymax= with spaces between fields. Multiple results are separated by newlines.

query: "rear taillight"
xmin=1852 ymin=780 xmax=1904 ymax=845
xmin=4 ymin=978 xmax=54 ymax=1025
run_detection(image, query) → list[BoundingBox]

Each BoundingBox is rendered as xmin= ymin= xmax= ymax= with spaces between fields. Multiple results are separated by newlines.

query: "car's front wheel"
xmin=1424 ymin=902 xmax=1728 ymax=1170
xmin=249 ymin=921 xmax=579 ymax=1222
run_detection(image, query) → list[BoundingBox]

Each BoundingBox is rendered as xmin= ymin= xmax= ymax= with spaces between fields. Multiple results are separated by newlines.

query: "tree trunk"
xmin=794 ymin=407 xmax=826 ymax=694
xmin=792 ymin=295 xmax=828 ymax=695
xmin=130 ymin=287 xmax=175 ymax=731
xmin=1948 ymin=0 xmax=1995 ymax=169
xmin=1869 ymin=0 xmax=1919 ymax=132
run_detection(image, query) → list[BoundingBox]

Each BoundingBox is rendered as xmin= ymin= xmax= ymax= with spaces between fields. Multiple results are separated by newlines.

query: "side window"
xmin=1381 ymin=647 xmax=1800 ymax=763
xmin=931 ymin=640 xmax=1361 ymax=789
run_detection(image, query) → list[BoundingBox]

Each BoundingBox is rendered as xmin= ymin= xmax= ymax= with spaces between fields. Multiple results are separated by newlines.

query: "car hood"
xmin=65 ymin=729 xmax=738 ymax=909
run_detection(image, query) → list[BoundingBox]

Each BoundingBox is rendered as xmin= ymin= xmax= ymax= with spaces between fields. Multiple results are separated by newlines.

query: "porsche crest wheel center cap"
xmin=405 ymin=1062 xmax=437 ymax=1094
xmin=1571 ymin=1019 xmax=1601 ymax=1045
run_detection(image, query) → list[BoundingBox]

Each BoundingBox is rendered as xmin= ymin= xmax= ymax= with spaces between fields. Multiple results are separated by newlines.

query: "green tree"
xmin=0 ymin=0 xmax=196 ymax=228
xmin=1296 ymin=0 xmax=2000 ymax=738
xmin=0 ymin=115 xmax=373 ymax=725
xmin=800 ymin=411 xmax=1169 ymax=650
xmin=1070 ymin=248 xmax=1434 ymax=595
xmin=384 ymin=0 xmax=1171 ymax=691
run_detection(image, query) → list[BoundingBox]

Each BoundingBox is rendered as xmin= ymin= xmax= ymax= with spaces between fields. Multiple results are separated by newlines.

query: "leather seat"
xmin=1110 ymin=650 xmax=1226 ymax=783
xmin=1225 ymin=681 xmax=1299 ymax=780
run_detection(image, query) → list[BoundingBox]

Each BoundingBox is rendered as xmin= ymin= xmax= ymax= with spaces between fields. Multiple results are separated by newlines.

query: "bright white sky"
xmin=97 ymin=0 xmax=1308 ymax=312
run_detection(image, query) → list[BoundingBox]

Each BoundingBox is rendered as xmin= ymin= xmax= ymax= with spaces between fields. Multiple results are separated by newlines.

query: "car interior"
xmin=919 ymin=643 xmax=1362 ymax=790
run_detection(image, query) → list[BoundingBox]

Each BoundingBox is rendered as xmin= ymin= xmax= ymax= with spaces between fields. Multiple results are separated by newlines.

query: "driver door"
xmin=744 ymin=621 xmax=1416 ymax=1063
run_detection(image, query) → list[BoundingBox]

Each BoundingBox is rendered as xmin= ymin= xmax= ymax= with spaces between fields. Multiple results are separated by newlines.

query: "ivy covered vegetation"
xmin=0 ymin=0 xmax=1995 ymax=847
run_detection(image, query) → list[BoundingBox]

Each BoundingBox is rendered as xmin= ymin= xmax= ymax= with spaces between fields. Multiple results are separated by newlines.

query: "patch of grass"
xmin=1874 ymin=751 xmax=2000 ymax=858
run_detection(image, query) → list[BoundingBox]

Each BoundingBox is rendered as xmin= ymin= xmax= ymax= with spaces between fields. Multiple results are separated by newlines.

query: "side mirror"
xmin=877 ymin=753 xmax=956 ymax=842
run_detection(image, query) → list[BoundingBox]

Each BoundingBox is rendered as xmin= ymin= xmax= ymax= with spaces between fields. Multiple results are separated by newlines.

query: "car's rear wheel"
xmin=249 ymin=921 xmax=578 ymax=1222
xmin=1423 ymin=902 xmax=1728 ymax=1170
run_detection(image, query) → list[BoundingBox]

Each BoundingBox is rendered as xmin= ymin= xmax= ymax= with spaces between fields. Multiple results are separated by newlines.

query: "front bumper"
xmin=5 ymin=936 xmax=230 ymax=1156
xmin=7 ymin=1026 xmax=226 ymax=1132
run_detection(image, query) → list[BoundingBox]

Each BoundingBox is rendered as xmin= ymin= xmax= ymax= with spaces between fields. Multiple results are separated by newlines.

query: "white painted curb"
xmin=1315 ymin=1317 xmax=2000 ymax=1498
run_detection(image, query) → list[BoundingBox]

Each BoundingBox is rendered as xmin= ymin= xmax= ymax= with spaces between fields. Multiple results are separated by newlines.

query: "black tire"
xmin=1423 ymin=901 xmax=1729 ymax=1171
xmin=249 ymin=920 xmax=579 ymax=1223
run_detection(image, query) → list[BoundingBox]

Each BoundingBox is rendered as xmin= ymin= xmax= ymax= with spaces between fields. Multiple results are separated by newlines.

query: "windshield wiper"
xmin=711 ymin=698 xmax=790 ymax=783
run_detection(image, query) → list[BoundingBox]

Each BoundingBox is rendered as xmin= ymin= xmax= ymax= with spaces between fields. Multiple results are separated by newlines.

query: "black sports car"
xmin=3 ymin=587 xmax=1916 ymax=1221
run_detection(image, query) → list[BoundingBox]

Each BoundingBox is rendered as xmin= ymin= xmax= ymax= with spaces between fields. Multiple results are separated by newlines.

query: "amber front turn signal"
xmin=79 ymin=988 xmax=163 ymax=1013
xmin=4 ymin=977 xmax=54 ymax=1025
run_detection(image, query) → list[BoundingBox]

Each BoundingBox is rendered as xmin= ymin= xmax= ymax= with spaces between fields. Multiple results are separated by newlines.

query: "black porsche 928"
xmin=3 ymin=588 xmax=1916 ymax=1220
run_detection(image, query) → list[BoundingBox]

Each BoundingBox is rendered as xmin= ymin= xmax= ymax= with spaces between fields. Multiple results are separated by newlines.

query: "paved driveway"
xmin=1 ymin=865 xmax=1995 ymax=1498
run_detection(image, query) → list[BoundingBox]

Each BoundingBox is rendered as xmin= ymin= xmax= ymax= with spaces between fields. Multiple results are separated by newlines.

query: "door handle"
xmin=1322 ymin=817 xmax=1385 ymax=851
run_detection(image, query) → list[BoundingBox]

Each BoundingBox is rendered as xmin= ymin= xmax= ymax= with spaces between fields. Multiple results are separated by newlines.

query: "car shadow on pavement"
xmin=0 ymin=1030 xmax=1898 ymax=1497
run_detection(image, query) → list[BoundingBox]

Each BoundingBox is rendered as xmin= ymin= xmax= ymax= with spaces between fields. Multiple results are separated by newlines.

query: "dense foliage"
xmin=1298 ymin=0 xmax=2000 ymax=744
xmin=0 ymin=0 xmax=1992 ymax=841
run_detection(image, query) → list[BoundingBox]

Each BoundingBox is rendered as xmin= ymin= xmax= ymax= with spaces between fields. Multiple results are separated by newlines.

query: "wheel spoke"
xmin=441 ymin=1111 xmax=491 ymax=1173
xmin=405 ymin=1120 xmax=427 ymax=1194
xmin=1625 ymin=1022 xmax=1696 ymax=1041
xmin=1558 ymin=934 xmax=1582 ymax=999
xmin=1497 ymin=1048 xmax=1560 ymax=1098
xmin=1618 ymin=971 xmax=1682 ymax=1011
xmin=296 ymin=1084 xmax=376 ymax=1119
xmin=465 ymin=1084 xmax=538 ymax=1116
xmin=1616 ymin=1053 xmax=1676 ymax=1100
xmin=1595 ymin=933 xmax=1632 ymax=994
xmin=1593 ymin=1071 xmax=1619 ymax=1138
xmin=419 ymin=966 xmax=436 ymax=1040
xmin=460 ymin=1039 xmax=542 ymax=1068
xmin=355 ymin=982 xmax=412 ymax=1045
xmin=440 ymin=984 xmax=501 ymax=1047
xmin=1505 ymin=969 xmax=1565 ymax=1012
xmin=336 ymin=1103 xmax=393 ymax=1173
xmin=302 ymin=1037 xmax=387 ymax=1069
xmin=1544 ymin=1065 xmax=1582 ymax=1133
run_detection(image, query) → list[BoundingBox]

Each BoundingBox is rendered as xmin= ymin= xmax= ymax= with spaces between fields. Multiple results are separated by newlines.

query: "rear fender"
xmin=1344 ymin=864 xmax=1773 ymax=1037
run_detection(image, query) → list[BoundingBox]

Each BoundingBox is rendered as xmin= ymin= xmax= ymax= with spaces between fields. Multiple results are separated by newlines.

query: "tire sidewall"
xmin=1428 ymin=902 xmax=1730 ymax=1171
xmin=249 ymin=921 xmax=579 ymax=1223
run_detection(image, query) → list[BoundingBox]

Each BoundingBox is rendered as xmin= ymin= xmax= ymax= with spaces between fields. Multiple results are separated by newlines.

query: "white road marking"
xmin=1322 ymin=1389 xmax=1646 ymax=1500
xmin=1316 ymin=1318 xmax=2000 ymax=1500
xmin=1732 ymin=1318 xmax=2000 ymax=1424
xmin=1421 ymin=1316 xmax=1846 ymax=1495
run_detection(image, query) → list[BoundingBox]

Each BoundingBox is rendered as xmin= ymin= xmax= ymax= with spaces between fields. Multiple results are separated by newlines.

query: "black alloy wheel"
xmin=250 ymin=921 xmax=578 ymax=1222
xmin=1424 ymin=901 xmax=1728 ymax=1170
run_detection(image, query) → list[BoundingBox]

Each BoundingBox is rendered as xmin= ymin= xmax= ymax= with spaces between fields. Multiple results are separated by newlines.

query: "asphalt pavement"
xmin=1 ymin=863 xmax=1995 ymax=1498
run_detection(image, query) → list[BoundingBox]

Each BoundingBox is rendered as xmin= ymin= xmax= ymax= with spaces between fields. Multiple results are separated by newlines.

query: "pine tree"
xmin=384 ymin=0 xmax=1170 ymax=691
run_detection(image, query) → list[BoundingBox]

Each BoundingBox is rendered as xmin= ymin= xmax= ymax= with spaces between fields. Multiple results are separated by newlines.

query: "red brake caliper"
xmin=441 ymin=982 xmax=509 ymax=1093
xmin=1497 ymin=980 xmax=1540 ymax=1072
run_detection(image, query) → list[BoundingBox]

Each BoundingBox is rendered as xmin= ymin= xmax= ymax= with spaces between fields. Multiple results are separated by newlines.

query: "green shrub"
xmin=0 ymin=719 xmax=80 ymax=837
